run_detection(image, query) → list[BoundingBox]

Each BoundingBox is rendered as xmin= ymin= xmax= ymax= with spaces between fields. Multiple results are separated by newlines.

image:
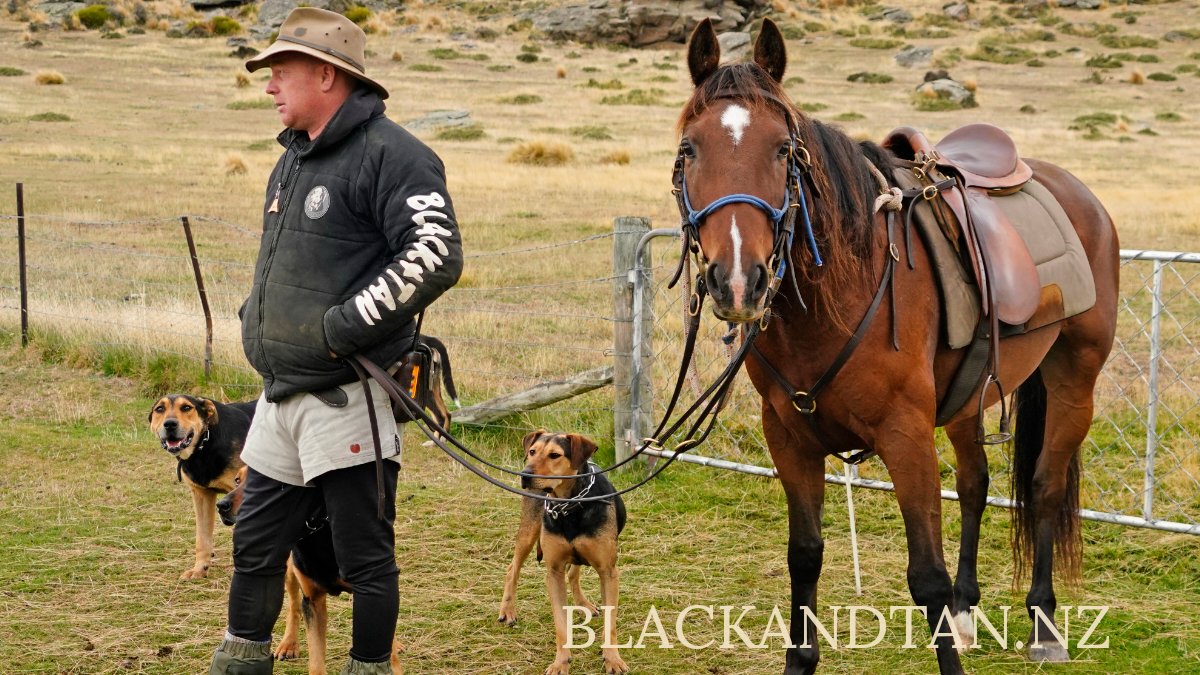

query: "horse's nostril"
xmin=750 ymin=264 xmax=769 ymax=300
xmin=706 ymin=263 xmax=727 ymax=301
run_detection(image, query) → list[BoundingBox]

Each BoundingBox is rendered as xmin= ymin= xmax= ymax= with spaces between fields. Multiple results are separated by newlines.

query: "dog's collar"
xmin=544 ymin=461 xmax=601 ymax=520
xmin=174 ymin=428 xmax=211 ymax=483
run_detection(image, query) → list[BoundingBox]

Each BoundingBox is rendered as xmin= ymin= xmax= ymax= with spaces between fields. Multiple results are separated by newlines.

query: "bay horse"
xmin=677 ymin=19 xmax=1118 ymax=675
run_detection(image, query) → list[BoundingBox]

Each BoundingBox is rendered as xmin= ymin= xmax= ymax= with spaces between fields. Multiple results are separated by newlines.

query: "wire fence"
xmin=2 ymin=208 xmax=1198 ymax=535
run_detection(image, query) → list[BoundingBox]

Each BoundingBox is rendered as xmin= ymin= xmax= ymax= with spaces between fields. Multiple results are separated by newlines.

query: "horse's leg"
xmin=763 ymin=405 xmax=825 ymax=675
xmin=876 ymin=417 xmax=965 ymax=675
xmin=945 ymin=417 xmax=989 ymax=648
xmin=1018 ymin=343 xmax=1103 ymax=662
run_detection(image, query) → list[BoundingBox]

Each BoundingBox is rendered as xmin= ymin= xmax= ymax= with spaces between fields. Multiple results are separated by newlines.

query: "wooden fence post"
xmin=612 ymin=216 xmax=653 ymax=462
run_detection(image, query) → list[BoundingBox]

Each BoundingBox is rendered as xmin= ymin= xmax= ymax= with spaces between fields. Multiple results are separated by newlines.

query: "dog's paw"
xmin=603 ymin=654 xmax=629 ymax=674
xmin=497 ymin=606 xmax=518 ymax=626
xmin=180 ymin=565 xmax=209 ymax=580
xmin=543 ymin=659 xmax=570 ymax=675
xmin=274 ymin=640 xmax=299 ymax=661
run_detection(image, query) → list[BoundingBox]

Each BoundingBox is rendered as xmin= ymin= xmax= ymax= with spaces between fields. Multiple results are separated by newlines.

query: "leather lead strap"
xmin=349 ymin=358 xmax=387 ymax=521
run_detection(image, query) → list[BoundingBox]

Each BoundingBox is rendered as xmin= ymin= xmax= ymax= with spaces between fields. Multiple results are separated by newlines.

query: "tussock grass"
xmin=1099 ymin=33 xmax=1158 ymax=49
xmin=499 ymin=93 xmax=542 ymax=105
xmin=582 ymin=77 xmax=623 ymax=90
xmin=409 ymin=63 xmax=444 ymax=72
xmin=0 ymin=66 xmax=27 ymax=76
xmin=234 ymin=72 xmax=249 ymax=88
xmin=846 ymin=71 xmax=892 ymax=84
xmin=506 ymin=141 xmax=573 ymax=166
xmin=34 ymin=70 xmax=65 ymax=85
xmin=570 ymin=125 xmax=612 ymax=141
xmin=223 ymin=154 xmax=247 ymax=176
xmin=598 ymin=149 xmax=630 ymax=165
xmin=28 ymin=112 xmax=71 ymax=122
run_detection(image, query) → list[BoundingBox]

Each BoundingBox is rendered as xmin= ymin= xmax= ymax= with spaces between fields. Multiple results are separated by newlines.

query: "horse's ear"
xmin=753 ymin=18 xmax=787 ymax=83
xmin=687 ymin=18 xmax=720 ymax=87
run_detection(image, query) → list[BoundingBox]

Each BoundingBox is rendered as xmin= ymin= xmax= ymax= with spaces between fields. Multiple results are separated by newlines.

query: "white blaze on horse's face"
xmin=721 ymin=104 xmax=751 ymax=147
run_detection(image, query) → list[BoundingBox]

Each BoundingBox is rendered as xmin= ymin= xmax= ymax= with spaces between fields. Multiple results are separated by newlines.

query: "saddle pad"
xmin=893 ymin=168 xmax=1097 ymax=349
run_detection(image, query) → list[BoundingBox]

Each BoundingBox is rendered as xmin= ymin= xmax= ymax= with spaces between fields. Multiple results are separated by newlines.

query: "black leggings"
xmin=227 ymin=462 xmax=399 ymax=663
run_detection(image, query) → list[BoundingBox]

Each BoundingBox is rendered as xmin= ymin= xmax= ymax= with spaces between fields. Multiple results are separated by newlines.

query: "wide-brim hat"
xmin=245 ymin=7 xmax=389 ymax=100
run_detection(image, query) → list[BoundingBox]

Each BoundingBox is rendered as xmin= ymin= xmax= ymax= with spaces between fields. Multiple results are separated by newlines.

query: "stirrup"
xmin=975 ymin=374 xmax=1012 ymax=445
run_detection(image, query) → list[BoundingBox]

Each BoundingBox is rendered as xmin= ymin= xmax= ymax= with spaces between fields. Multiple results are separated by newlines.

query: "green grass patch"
xmin=246 ymin=139 xmax=275 ymax=151
xmin=1099 ymin=34 xmax=1159 ymax=49
xmin=798 ymin=102 xmax=827 ymax=112
xmin=1147 ymin=72 xmax=1176 ymax=82
xmin=0 ymin=66 xmax=27 ymax=76
xmin=847 ymin=72 xmax=893 ymax=84
xmin=1026 ymin=58 xmax=1044 ymax=67
xmin=848 ymin=37 xmax=903 ymax=49
xmin=75 ymin=4 xmax=110 ymax=30
xmin=1071 ymin=112 xmax=1120 ymax=128
xmin=210 ymin=16 xmax=241 ymax=36
xmin=225 ymin=98 xmax=273 ymax=110
xmin=778 ymin=23 xmax=806 ymax=40
xmin=409 ymin=63 xmax=444 ymax=72
xmin=582 ymin=78 xmax=623 ymax=90
xmin=28 ymin=112 xmax=71 ymax=122
xmin=599 ymin=88 xmax=665 ymax=106
xmin=967 ymin=42 xmax=1035 ymax=64
xmin=429 ymin=48 xmax=489 ymax=62
xmin=570 ymin=125 xmax=613 ymax=141
xmin=913 ymin=96 xmax=964 ymax=112
xmin=515 ymin=53 xmax=538 ymax=64
xmin=486 ymin=64 xmax=513 ymax=72
xmin=499 ymin=93 xmax=542 ymax=105
xmin=435 ymin=124 xmax=485 ymax=141
xmin=1085 ymin=55 xmax=1124 ymax=69
xmin=343 ymin=5 xmax=371 ymax=24
xmin=832 ymin=112 xmax=865 ymax=122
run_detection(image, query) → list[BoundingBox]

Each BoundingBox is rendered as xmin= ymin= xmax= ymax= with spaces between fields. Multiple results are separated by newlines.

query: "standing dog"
xmin=498 ymin=430 xmax=628 ymax=675
xmin=148 ymin=394 xmax=256 ymax=579
xmin=217 ymin=466 xmax=403 ymax=674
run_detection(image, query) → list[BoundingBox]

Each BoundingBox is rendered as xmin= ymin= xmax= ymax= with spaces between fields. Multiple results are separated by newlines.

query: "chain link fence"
xmin=628 ymin=229 xmax=1200 ymax=535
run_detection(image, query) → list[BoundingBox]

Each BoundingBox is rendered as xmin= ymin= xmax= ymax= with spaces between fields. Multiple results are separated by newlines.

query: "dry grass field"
xmin=2 ymin=0 xmax=1200 ymax=673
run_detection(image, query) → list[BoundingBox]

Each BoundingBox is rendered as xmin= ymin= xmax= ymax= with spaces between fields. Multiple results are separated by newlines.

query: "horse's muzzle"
xmin=706 ymin=260 xmax=769 ymax=322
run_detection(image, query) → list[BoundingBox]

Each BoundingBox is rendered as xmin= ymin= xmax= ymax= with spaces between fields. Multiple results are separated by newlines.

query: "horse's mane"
xmin=679 ymin=63 xmax=896 ymax=333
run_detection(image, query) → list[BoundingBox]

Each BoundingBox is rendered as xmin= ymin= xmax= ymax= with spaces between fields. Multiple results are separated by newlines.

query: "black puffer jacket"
xmin=241 ymin=89 xmax=463 ymax=402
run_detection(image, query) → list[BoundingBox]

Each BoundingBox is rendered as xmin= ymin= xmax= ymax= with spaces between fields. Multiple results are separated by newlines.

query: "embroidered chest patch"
xmin=304 ymin=185 xmax=330 ymax=219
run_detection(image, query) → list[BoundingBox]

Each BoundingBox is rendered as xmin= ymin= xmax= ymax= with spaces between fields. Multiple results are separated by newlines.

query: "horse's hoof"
xmin=1028 ymin=640 xmax=1070 ymax=662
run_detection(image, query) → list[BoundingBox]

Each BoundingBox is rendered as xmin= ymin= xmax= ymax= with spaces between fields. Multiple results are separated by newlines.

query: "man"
xmin=210 ymin=7 xmax=462 ymax=674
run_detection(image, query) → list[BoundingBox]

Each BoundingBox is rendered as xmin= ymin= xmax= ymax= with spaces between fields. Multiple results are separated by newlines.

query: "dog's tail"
xmin=424 ymin=336 xmax=460 ymax=407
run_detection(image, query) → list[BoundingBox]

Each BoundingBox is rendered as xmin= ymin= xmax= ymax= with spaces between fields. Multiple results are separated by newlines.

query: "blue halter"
xmin=677 ymin=138 xmax=823 ymax=273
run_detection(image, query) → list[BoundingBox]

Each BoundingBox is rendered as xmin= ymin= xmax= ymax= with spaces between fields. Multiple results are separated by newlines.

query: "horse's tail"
xmin=1010 ymin=368 xmax=1082 ymax=586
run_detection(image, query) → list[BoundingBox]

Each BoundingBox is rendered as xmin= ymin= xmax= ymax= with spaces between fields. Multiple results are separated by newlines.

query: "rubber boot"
xmin=209 ymin=636 xmax=273 ymax=675
xmin=339 ymin=656 xmax=395 ymax=674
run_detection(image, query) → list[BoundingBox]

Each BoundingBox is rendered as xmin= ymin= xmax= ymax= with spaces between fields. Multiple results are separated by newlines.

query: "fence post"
xmin=180 ymin=216 xmax=213 ymax=380
xmin=612 ymin=216 xmax=652 ymax=462
xmin=16 ymin=183 xmax=28 ymax=347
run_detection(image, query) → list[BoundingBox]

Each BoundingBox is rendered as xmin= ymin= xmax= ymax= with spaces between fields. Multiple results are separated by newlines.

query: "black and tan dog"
xmin=499 ymin=430 xmax=628 ymax=675
xmin=217 ymin=466 xmax=403 ymax=675
xmin=148 ymin=394 xmax=256 ymax=580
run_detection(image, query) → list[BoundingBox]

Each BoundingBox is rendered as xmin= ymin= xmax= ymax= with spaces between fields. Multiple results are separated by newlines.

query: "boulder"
xmin=916 ymin=78 xmax=977 ymax=108
xmin=402 ymin=110 xmax=474 ymax=132
xmin=527 ymin=0 xmax=768 ymax=47
xmin=33 ymin=0 xmax=83 ymax=21
xmin=942 ymin=2 xmax=969 ymax=22
xmin=717 ymin=31 xmax=751 ymax=62
xmin=253 ymin=0 xmax=355 ymax=38
xmin=895 ymin=45 xmax=932 ymax=68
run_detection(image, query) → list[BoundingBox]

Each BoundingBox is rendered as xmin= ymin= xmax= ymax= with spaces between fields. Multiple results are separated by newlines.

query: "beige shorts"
xmin=241 ymin=380 xmax=403 ymax=487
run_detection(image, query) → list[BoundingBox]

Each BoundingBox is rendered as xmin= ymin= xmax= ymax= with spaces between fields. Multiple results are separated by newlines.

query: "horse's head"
xmin=678 ymin=18 xmax=795 ymax=323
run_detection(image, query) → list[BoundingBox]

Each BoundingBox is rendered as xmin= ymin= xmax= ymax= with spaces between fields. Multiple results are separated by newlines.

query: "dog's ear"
xmin=566 ymin=434 xmax=598 ymax=466
xmin=523 ymin=428 xmax=546 ymax=451
xmin=198 ymin=398 xmax=220 ymax=426
xmin=687 ymin=18 xmax=720 ymax=87
xmin=753 ymin=18 xmax=787 ymax=83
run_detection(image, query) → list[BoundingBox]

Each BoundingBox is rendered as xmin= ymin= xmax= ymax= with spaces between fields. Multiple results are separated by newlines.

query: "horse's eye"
xmin=680 ymin=141 xmax=695 ymax=159
xmin=778 ymin=144 xmax=791 ymax=159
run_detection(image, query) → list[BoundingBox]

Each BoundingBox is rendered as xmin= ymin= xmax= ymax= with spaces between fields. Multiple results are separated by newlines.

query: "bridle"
xmin=668 ymin=93 xmax=823 ymax=313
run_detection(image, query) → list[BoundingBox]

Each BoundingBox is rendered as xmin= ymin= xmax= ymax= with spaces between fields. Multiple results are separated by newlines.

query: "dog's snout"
xmin=163 ymin=418 xmax=178 ymax=430
xmin=520 ymin=465 xmax=535 ymax=489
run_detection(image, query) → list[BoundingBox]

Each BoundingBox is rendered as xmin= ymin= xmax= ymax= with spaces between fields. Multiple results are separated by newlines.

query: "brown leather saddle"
xmin=884 ymin=123 xmax=1040 ymax=326
xmin=883 ymin=123 xmax=1047 ymax=441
